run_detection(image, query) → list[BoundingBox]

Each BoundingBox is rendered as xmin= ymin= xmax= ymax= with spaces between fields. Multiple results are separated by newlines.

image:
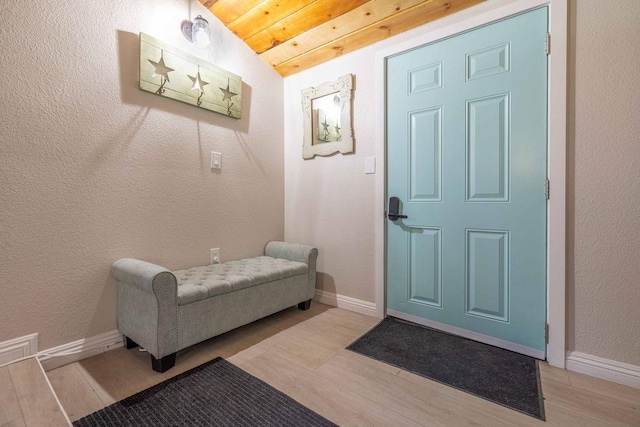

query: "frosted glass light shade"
xmin=192 ymin=15 xmax=211 ymax=49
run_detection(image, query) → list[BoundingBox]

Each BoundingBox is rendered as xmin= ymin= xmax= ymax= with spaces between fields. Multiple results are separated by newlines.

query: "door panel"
xmin=466 ymin=93 xmax=509 ymax=202
xmin=409 ymin=226 xmax=442 ymax=307
xmin=410 ymin=62 xmax=443 ymax=93
xmin=410 ymin=107 xmax=442 ymax=201
xmin=466 ymin=42 xmax=510 ymax=81
xmin=386 ymin=8 xmax=548 ymax=355
xmin=466 ymin=229 xmax=509 ymax=321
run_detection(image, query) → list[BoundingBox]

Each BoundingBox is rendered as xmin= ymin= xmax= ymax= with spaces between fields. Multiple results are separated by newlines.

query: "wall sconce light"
xmin=181 ymin=15 xmax=211 ymax=49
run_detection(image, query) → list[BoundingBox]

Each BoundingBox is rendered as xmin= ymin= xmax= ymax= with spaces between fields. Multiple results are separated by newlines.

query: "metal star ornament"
xmin=148 ymin=53 xmax=174 ymax=82
xmin=188 ymin=72 xmax=209 ymax=93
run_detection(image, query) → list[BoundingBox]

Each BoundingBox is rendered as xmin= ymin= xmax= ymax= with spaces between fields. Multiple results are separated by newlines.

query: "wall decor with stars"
xmin=139 ymin=33 xmax=242 ymax=119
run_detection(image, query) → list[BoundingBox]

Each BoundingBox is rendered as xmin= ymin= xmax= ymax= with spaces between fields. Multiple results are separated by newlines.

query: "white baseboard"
xmin=39 ymin=330 xmax=123 ymax=371
xmin=314 ymin=289 xmax=378 ymax=317
xmin=566 ymin=351 xmax=640 ymax=390
xmin=0 ymin=333 xmax=38 ymax=366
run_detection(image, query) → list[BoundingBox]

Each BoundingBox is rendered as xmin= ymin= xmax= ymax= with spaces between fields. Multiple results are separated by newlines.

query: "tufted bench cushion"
xmin=174 ymin=256 xmax=308 ymax=305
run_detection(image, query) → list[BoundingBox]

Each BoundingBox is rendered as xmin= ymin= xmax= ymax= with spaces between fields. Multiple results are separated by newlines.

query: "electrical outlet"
xmin=210 ymin=248 xmax=220 ymax=264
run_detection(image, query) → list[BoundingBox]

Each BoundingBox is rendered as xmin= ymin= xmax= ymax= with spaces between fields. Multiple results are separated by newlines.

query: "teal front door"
xmin=386 ymin=8 xmax=548 ymax=358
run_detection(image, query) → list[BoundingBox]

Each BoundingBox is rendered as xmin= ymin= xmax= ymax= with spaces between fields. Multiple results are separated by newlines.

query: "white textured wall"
xmin=285 ymin=0 xmax=640 ymax=366
xmin=0 ymin=0 xmax=284 ymax=349
xmin=567 ymin=0 xmax=640 ymax=365
xmin=284 ymin=49 xmax=377 ymax=302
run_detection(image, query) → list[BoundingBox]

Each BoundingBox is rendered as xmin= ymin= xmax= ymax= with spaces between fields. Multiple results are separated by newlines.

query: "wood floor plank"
xmin=541 ymin=376 xmax=640 ymax=425
xmin=317 ymin=351 xmax=522 ymax=427
xmin=1 ymin=418 xmax=26 ymax=427
xmin=74 ymin=362 xmax=117 ymax=407
xmin=396 ymin=363 xmax=544 ymax=426
xmin=193 ymin=320 xmax=280 ymax=358
xmin=538 ymin=361 xmax=570 ymax=385
xmin=76 ymin=347 xmax=166 ymax=403
xmin=284 ymin=313 xmax=367 ymax=351
xmin=543 ymin=401 xmax=614 ymax=427
xmin=302 ymin=308 xmax=378 ymax=334
xmin=258 ymin=329 xmax=336 ymax=370
xmin=0 ymin=366 xmax=23 ymax=426
xmin=8 ymin=358 xmax=68 ymax=426
xmin=260 ymin=306 xmax=318 ymax=330
xmin=260 ymin=303 xmax=347 ymax=332
xmin=567 ymin=369 xmax=640 ymax=405
xmin=337 ymin=348 xmax=402 ymax=376
xmin=241 ymin=350 xmax=421 ymax=426
xmin=47 ymin=363 xmax=105 ymax=422
xmin=226 ymin=345 xmax=266 ymax=366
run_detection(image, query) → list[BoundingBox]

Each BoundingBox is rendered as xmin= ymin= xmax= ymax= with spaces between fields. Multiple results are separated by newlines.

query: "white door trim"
xmin=374 ymin=0 xmax=567 ymax=368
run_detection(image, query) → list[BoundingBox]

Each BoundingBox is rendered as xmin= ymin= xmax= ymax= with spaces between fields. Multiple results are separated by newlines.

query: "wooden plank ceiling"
xmin=199 ymin=0 xmax=485 ymax=77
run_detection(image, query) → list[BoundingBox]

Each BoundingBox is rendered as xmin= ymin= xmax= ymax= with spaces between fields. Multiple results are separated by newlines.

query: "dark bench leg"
xmin=125 ymin=336 xmax=139 ymax=349
xmin=151 ymin=353 xmax=176 ymax=373
xmin=126 ymin=335 xmax=175 ymax=373
xmin=298 ymin=299 xmax=312 ymax=311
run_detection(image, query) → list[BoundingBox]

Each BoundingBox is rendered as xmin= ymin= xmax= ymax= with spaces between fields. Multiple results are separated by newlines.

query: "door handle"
xmin=388 ymin=196 xmax=408 ymax=221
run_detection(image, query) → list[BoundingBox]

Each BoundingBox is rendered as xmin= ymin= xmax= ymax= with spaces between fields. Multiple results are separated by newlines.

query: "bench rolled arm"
xmin=265 ymin=241 xmax=318 ymax=266
xmin=112 ymin=258 xmax=178 ymax=359
xmin=265 ymin=241 xmax=318 ymax=299
xmin=112 ymin=258 xmax=177 ymax=295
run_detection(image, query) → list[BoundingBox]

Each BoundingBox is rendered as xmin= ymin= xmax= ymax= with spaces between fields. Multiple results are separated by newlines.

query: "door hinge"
xmin=545 ymin=32 xmax=551 ymax=55
xmin=545 ymin=324 xmax=550 ymax=344
xmin=545 ymin=179 xmax=550 ymax=200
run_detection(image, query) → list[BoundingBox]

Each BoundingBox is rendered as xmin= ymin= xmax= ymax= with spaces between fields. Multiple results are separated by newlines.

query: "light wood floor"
xmin=1 ymin=358 xmax=69 ymax=426
xmin=46 ymin=303 xmax=640 ymax=426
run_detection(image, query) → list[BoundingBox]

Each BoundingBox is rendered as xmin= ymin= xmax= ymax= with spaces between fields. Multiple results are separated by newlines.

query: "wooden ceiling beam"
xmin=273 ymin=0 xmax=484 ymax=77
xmin=228 ymin=0 xmax=316 ymax=40
xmin=200 ymin=0 xmax=262 ymax=25
xmin=244 ymin=0 xmax=370 ymax=54
xmin=259 ymin=0 xmax=429 ymax=68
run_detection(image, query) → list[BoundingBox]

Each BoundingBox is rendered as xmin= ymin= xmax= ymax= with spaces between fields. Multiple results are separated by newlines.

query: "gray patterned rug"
xmin=347 ymin=317 xmax=545 ymax=420
xmin=74 ymin=357 xmax=336 ymax=426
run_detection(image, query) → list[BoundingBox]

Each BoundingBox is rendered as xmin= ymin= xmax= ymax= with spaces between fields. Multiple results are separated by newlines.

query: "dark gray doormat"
xmin=74 ymin=357 xmax=336 ymax=426
xmin=347 ymin=317 xmax=545 ymax=420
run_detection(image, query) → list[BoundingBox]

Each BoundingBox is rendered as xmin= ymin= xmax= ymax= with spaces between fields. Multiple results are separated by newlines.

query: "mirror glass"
xmin=312 ymin=92 xmax=342 ymax=144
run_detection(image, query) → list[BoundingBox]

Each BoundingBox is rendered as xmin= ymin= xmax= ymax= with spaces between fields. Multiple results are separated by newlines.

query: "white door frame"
xmin=374 ymin=0 xmax=567 ymax=368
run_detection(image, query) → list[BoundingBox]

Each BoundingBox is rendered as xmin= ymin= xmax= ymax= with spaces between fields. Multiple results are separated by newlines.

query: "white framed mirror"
xmin=301 ymin=74 xmax=354 ymax=159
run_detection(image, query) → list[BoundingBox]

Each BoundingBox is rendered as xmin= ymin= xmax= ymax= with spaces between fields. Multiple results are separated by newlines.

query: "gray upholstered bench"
xmin=112 ymin=241 xmax=318 ymax=372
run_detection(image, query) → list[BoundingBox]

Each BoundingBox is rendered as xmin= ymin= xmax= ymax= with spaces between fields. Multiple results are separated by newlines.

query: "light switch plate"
xmin=365 ymin=156 xmax=376 ymax=174
xmin=211 ymin=152 xmax=222 ymax=170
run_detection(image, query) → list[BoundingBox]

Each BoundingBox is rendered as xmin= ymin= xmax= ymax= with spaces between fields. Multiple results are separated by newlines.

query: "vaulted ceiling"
xmin=199 ymin=0 xmax=485 ymax=77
